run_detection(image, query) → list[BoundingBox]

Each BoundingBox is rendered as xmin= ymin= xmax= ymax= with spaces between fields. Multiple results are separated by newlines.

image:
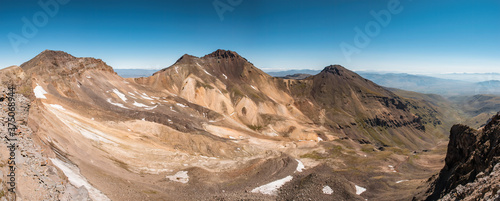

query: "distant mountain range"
xmin=114 ymin=69 xmax=159 ymax=78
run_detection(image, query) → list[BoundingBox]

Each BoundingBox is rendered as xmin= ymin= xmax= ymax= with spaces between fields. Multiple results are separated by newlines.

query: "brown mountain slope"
xmin=0 ymin=49 xmax=453 ymax=200
xmin=136 ymin=50 xmax=443 ymax=150
xmin=287 ymin=65 xmax=442 ymax=149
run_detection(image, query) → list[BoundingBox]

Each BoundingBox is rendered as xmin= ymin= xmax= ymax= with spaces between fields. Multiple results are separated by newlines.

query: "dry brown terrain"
xmin=0 ymin=50 xmax=466 ymax=200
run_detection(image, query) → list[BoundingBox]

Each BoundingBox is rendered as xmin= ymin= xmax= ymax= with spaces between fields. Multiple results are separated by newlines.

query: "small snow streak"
xmin=112 ymin=89 xmax=127 ymax=102
xmin=133 ymin=101 xmax=148 ymax=107
xmin=107 ymin=98 xmax=128 ymax=109
xmin=34 ymin=84 xmax=48 ymax=99
xmin=176 ymin=103 xmax=188 ymax=108
xmin=295 ymin=159 xmax=305 ymax=172
xmin=51 ymin=158 xmax=111 ymax=201
xmin=355 ymin=185 xmax=366 ymax=195
xmin=138 ymin=92 xmax=154 ymax=100
xmin=49 ymin=104 xmax=65 ymax=110
xmin=322 ymin=186 xmax=333 ymax=195
xmin=166 ymin=171 xmax=189 ymax=184
xmin=251 ymin=176 xmax=293 ymax=195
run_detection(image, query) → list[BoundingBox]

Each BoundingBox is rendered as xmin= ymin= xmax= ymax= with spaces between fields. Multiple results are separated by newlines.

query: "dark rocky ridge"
xmin=423 ymin=112 xmax=500 ymax=200
xmin=204 ymin=49 xmax=241 ymax=59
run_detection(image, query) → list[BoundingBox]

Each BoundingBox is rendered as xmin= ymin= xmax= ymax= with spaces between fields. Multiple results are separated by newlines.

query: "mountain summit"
xmin=20 ymin=49 xmax=114 ymax=76
xmin=204 ymin=49 xmax=242 ymax=59
xmin=321 ymin=64 xmax=349 ymax=76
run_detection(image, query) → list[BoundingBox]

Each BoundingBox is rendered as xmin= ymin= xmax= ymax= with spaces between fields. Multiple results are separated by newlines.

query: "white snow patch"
xmin=388 ymin=165 xmax=397 ymax=172
xmin=46 ymin=104 xmax=117 ymax=145
xmin=222 ymin=74 xmax=227 ymax=79
xmin=106 ymin=98 xmax=128 ymax=109
xmin=175 ymin=66 xmax=179 ymax=73
xmin=170 ymin=106 xmax=177 ymax=113
xmin=74 ymin=123 xmax=115 ymax=144
xmin=266 ymin=132 xmax=278 ymax=137
xmin=251 ymin=176 xmax=293 ymax=195
xmin=250 ymin=85 xmax=257 ymax=90
xmin=86 ymin=76 xmax=91 ymax=79
xmin=50 ymin=158 xmax=110 ymax=201
xmin=145 ymin=105 xmax=158 ymax=110
xmin=203 ymin=69 xmax=212 ymax=76
xmin=322 ymin=185 xmax=333 ymax=195
xmin=176 ymin=103 xmax=188 ymax=108
xmin=49 ymin=104 xmax=65 ymax=110
xmin=34 ymin=84 xmax=48 ymax=99
xmin=229 ymin=136 xmax=236 ymax=139
xmin=112 ymin=89 xmax=127 ymax=102
xmin=355 ymin=185 xmax=366 ymax=195
xmin=133 ymin=101 xmax=148 ymax=107
xmin=317 ymin=137 xmax=324 ymax=142
xmin=295 ymin=159 xmax=305 ymax=172
xmin=128 ymin=92 xmax=136 ymax=96
xmin=396 ymin=180 xmax=408 ymax=184
xmin=166 ymin=171 xmax=189 ymax=184
xmin=139 ymin=92 xmax=154 ymax=100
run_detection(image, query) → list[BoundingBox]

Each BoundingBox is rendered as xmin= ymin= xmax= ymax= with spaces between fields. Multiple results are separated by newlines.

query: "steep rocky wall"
xmin=423 ymin=113 xmax=500 ymax=200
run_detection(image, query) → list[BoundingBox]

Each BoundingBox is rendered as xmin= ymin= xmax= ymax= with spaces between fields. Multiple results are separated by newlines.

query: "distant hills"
xmin=114 ymin=69 xmax=159 ymax=78
xmin=357 ymin=72 xmax=500 ymax=96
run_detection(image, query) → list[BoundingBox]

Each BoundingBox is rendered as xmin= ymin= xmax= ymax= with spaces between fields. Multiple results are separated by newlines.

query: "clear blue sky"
xmin=0 ymin=0 xmax=499 ymax=73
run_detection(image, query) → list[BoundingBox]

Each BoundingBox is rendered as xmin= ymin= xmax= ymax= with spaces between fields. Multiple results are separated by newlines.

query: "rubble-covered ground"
xmin=0 ymin=86 xmax=90 ymax=200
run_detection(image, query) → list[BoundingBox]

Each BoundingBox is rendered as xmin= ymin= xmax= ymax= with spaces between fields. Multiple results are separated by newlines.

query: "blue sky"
xmin=0 ymin=0 xmax=499 ymax=73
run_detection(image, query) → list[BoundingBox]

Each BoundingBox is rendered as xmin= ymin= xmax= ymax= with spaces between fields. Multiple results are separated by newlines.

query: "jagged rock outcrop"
xmin=423 ymin=113 xmax=500 ymax=200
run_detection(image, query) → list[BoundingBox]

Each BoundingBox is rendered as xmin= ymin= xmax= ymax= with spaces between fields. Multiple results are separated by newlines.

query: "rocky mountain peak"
xmin=320 ymin=65 xmax=349 ymax=76
xmin=174 ymin=54 xmax=198 ymax=64
xmin=20 ymin=49 xmax=114 ymax=75
xmin=204 ymin=49 xmax=241 ymax=59
xmin=39 ymin=49 xmax=75 ymax=58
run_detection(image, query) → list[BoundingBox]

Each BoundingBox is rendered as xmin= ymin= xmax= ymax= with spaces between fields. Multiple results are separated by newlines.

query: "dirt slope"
xmin=0 ymin=49 xmax=455 ymax=200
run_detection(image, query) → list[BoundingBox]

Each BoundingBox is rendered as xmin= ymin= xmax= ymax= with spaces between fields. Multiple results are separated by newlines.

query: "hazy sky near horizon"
xmin=0 ymin=0 xmax=499 ymax=73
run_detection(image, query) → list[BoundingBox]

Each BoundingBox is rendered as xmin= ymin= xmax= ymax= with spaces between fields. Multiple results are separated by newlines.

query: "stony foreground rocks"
xmin=0 ymin=86 xmax=89 ymax=200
